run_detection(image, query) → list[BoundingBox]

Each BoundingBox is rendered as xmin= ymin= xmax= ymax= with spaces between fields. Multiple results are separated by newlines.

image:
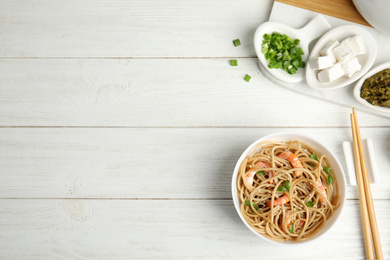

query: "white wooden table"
xmin=0 ymin=1 xmax=389 ymax=259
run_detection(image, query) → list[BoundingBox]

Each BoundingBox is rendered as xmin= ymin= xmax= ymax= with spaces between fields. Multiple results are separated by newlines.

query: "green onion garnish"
xmin=277 ymin=180 xmax=290 ymax=192
xmin=233 ymin=39 xmax=241 ymax=47
xmin=244 ymin=74 xmax=251 ymax=82
xmin=309 ymin=153 xmax=318 ymax=167
xmin=324 ymin=166 xmax=331 ymax=175
xmin=288 ymin=224 xmax=293 ymax=234
xmin=327 ymin=175 xmax=333 ymax=185
xmin=306 ymin=201 xmax=315 ymax=207
xmin=230 ymin=60 xmax=238 ymax=66
xmin=245 ymin=201 xmax=259 ymax=210
xmin=284 ymin=180 xmax=290 ymax=191
xmin=256 ymin=171 xmax=265 ymax=176
xmin=261 ymin=32 xmax=305 ymax=75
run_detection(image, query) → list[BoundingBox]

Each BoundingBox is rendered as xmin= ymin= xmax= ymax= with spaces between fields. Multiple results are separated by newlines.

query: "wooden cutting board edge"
xmin=275 ymin=0 xmax=372 ymax=27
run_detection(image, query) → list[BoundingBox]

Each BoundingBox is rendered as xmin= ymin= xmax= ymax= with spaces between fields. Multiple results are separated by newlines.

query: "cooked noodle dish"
xmin=233 ymin=135 xmax=345 ymax=243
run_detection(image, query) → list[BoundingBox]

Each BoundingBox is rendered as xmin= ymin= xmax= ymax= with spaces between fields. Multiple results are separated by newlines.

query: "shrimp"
xmin=245 ymin=169 xmax=257 ymax=186
xmin=278 ymin=151 xmax=303 ymax=177
xmin=254 ymin=161 xmax=274 ymax=184
xmin=266 ymin=193 xmax=289 ymax=207
xmin=317 ymin=180 xmax=328 ymax=206
xmin=245 ymin=161 xmax=274 ymax=186
xmin=280 ymin=210 xmax=292 ymax=231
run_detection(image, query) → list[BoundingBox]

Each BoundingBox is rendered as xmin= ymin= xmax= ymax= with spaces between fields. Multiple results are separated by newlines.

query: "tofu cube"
xmin=320 ymin=40 xmax=339 ymax=63
xmin=310 ymin=56 xmax=334 ymax=70
xmin=332 ymin=41 xmax=356 ymax=63
xmin=342 ymin=35 xmax=365 ymax=55
xmin=318 ymin=63 xmax=345 ymax=83
xmin=342 ymin=57 xmax=362 ymax=78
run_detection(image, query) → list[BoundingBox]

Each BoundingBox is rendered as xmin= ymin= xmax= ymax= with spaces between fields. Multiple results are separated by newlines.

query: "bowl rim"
xmin=305 ymin=24 xmax=377 ymax=91
xmin=231 ymin=132 xmax=347 ymax=245
xmin=353 ymin=61 xmax=390 ymax=114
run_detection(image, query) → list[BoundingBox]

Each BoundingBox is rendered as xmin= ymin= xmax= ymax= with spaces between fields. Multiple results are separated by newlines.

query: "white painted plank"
xmin=1 ymin=128 xmax=389 ymax=199
xmin=0 ymin=58 xmax=388 ymax=127
xmin=0 ymin=0 xmax=272 ymax=58
xmin=0 ymin=199 xmax=388 ymax=259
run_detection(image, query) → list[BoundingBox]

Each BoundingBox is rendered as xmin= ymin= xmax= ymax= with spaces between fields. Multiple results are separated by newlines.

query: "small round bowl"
xmin=306 ymin=25 xmax=377 ymax=91
xmin=253 ymin=15 xmax=330 ymax=85
xmin=353 ymin=61 xmax=390 ymax=114
xmin=231 ymin=132 xmax=347 ymax=245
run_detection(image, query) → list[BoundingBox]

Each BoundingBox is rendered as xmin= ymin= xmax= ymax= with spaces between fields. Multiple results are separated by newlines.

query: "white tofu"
xmin=310 ymin=56 xmax=334 ymax=70
xmin=332 ymin=41 xmax=356 ymax=63
xmin=342 ymin=35 xmax=365 ymax=55
xmin=319 ymin=40 xmax=339 ymax=63
xmin=318 ymin=63 xmax=345 ymax=83
xmin=342 ymin=57 xmax=362 ymax=78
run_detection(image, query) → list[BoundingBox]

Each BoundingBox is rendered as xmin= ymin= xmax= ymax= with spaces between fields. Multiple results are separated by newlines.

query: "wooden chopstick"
xmin=350 ymin=113 xmax=374 ymax=259
xmin=351 ymin=108 xmax=383 ymax=260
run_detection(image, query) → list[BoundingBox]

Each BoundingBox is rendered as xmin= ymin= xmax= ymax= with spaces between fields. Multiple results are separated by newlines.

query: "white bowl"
xmin=253 ymin=15 xmax=330 ymax=85
xmin=353 ymin=0 xmax=390 ymax=35
xmin=353 ymin=61 xmax=390 ymax=114
xmin=306 ymin=25 xmax=377 ymax=91
xmin=231 ymin=132 xmax=347 ymax=245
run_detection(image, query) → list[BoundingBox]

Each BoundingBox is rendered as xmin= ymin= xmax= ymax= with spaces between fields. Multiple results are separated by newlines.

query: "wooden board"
xmin=275 ymin=0 xmax=371 ymax=27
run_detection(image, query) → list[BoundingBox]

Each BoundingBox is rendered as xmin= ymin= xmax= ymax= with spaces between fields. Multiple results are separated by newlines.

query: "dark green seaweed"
xmin=360 ymin=68 xmax=390 ymax=108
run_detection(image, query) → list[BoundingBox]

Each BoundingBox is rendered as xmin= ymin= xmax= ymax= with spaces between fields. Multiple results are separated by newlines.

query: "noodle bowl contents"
xmin=236 ymin=140 xmax=340 ymax=242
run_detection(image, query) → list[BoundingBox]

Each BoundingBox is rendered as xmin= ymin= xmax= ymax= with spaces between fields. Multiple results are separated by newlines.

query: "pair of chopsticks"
xmin=350 ymin=108 xmax=383 ymax=260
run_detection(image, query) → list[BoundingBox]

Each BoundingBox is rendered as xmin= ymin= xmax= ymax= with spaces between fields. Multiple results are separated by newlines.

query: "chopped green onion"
xmin=310 ymin=153 xmax=318 ymax=167
xmin=277 ymin=180 xmax=290 ymax=192
xmin=245 ymin=201 xmax=259 ymax=210
xmin=230 ymin=60 xmax=238 ymax=66
xmin=256 ymin=171 xmax=265 ymax=176
xmin=306 ymin=201 xmax=315 ymax=207
xmin=324 ymin=166 xmax=331 ymax=175
xmin=288 ymin=224 xmax=293 ymax=234
xmin=284 ymin=180 xmax=290 ymax=191
xmin=233 ymin=39 xmax=241 ymax=47
xmin=244 ymin=74 xmax=251 ymax=82
xmin=327 ymin=175 xmax=333 ymax=185
xmin=261 ymin=32 xmax=305 ymax=75
xmin=310 ymin=153 xmax=318 ymax=161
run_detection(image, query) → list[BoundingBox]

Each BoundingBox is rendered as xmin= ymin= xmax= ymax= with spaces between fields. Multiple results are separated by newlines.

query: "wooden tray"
xmin=275 ymin=0 xmax=371 ymax=27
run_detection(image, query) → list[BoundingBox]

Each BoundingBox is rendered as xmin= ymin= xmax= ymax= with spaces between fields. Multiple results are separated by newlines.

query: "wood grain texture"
xmin=0 ymin=0 xmax=272 ymax=58
xmin=275 ymin=0 xmax=371 ymax=26
xmin=0 ymin=58 xmax=388 ymax=127
xmin=0 ymin=199 xmax=389 ymax=259
xmin=1 ymin=127 xmax=389 ymax=200
xmin=0 ymin=0 xmax=389 ymax=259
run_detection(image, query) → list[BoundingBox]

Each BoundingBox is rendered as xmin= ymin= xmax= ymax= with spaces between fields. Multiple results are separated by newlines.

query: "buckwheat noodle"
xmin=237 ymin=140 xmax=340 ymax=242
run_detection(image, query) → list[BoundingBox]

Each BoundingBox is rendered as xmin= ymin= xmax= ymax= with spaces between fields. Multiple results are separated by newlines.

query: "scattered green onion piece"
xmin=230 ymin=60 xmax=238 ymax=66
xmin=244 ymin=74 xmax=251 ymax=82
xmin=306 ymin=201 xmax=315 ymax=207
xmin=257 ymin=171 xmax=265 ymax=176
xmin=233 ymin=39 xmax=241 ymax=47
xmin=288 ymin=224 xmax=293 ymax=234
xmin=327 ymin=175 xmax=333 ymax=185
